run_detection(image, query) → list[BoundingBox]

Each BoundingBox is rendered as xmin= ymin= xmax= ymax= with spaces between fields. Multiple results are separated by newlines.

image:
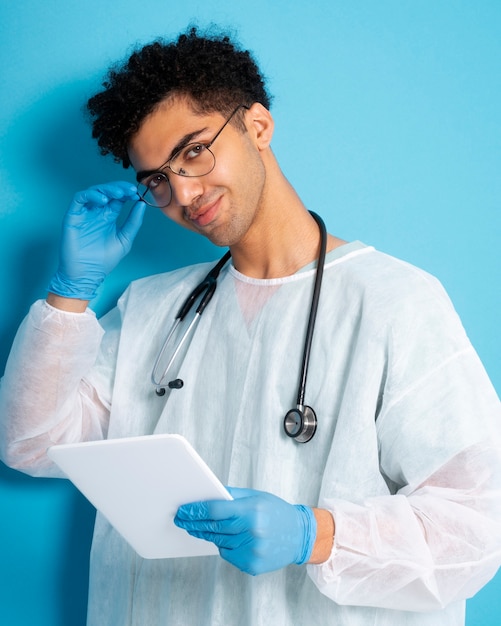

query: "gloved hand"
xmin=174 ymin=487 xmax=317 ymax=576
xmin=48 ymin=181 xmax=146 ymax=300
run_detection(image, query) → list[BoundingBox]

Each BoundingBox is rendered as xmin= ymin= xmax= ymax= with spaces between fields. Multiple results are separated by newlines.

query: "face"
xmin=128 ymin=97 xmax=271 ymax=248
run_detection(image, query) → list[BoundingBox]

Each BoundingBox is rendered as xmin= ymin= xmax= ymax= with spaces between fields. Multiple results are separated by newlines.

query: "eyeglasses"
xmin=137 ymin=105 xmax=248 ymax=208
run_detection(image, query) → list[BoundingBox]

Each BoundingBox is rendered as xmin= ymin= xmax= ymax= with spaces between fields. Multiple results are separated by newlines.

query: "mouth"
xmin=186 ymin=196 xmax=222 ymax=228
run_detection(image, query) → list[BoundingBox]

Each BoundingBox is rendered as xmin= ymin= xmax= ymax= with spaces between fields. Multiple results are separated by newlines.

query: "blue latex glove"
xmin=48 ymin=181 xmax=146 ymax=300
xmin=174 ymin=487 xmax=317 ymax=576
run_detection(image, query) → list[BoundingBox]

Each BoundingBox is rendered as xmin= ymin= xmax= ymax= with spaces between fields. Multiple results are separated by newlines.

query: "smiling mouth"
xmin=187 ymin=196 xmax=222 ymax=227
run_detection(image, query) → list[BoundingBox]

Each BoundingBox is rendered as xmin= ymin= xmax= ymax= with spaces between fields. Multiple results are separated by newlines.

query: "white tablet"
xmin=47 ymin=434 xmax=231 ymax=559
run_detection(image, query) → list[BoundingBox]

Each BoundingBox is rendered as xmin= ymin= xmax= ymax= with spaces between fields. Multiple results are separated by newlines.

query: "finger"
xmin=90 ymin=181 xmax=138 ymax=200
xmin=174 ymin=519 xmax=226 ymax=535
xmin=71 ymin=182 xmax=138 ymax=208
xmin=62 ymin=198 xmax=125 ymax=231
xmin=103 ymin=198 xmax=130 ymax=219
xmin=176 ymin=498 xmax=246 ymax=525
xmin=174 ymin=517 xmax=220 ymax=533
xmin=175 ymin=499 xmax=229 ymax=521
xmin=181 ymin=528 xmax=247 ymax=551
xmin=175 ymin=515 xmax=249 ymax=540
xmin=175 ymin=501 xmax=210 ymax=521
xmin=225 ymin=487 xmax=261 ymax=500
xmin=199 ymin=497 xmax=255 ymax=523
xmin=70 ymin=189 xmax=109 ymax=210
xmin=180 ymin=528 xmax=219 ymax=543
xmin=118 ymin=200 xmax=146 ymax=245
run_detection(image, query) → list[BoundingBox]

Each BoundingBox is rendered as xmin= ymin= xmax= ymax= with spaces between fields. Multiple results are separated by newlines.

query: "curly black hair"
xmin=87 ymin=27 xmax=272 ymax=168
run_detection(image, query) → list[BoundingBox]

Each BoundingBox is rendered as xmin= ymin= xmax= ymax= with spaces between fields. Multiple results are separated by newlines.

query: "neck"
xmin=229 ymin=158 xmax=342 ymax=279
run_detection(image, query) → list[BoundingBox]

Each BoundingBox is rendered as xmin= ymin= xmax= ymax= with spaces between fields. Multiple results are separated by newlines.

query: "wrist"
xmin=47 ymin=270 xmax=104 ymax=302
xmin=46 ymin=292 xmax=90 ymax=312
xmin=308 ymin=508 xmax=335 ymax=564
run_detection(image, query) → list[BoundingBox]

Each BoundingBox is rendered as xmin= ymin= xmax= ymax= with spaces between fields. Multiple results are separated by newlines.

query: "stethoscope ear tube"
xmin=151 ymin=250 xmax=231 ymax=394
xmin=151 ymin=313 xmax=201 ymax=390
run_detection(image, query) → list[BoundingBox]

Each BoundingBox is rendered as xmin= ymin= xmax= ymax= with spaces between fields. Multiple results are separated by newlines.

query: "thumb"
xmin=225 ymin=486 xmax=260 ymax=500
xmin=118 ymin=200 xmax=147 ymax=248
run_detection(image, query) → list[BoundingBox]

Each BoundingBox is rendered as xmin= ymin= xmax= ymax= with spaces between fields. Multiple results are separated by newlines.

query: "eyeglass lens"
xmin=137 ymin=144 xmax=216 ymax=208
xmin=137 ymin=105 xmax=246 ymax=209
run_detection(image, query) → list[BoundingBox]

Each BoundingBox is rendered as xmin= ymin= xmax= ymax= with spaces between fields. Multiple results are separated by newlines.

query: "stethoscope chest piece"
xmin=283 ymin=405 xmax=317 ymax=443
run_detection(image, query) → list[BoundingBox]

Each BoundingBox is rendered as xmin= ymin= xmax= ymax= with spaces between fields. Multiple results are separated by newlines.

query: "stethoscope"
xmin=151 ymin=211 xmax=327 ymax=443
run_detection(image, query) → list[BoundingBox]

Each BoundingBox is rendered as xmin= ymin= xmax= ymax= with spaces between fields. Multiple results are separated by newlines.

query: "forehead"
xmin=127 ymin=97 xmax=223 ymax=171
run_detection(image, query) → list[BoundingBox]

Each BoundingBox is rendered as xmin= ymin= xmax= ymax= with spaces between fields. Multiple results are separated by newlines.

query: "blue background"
xmin=0 ymin=1 xmax=499 ymax=624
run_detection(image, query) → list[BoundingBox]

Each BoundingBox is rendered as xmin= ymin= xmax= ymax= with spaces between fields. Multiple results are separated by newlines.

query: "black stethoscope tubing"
xmin=152 ymin=211 xmax=327 ymax=443
xmin=176 ymin=249 xmax=232 ymax=321
xmin=295 ymin=212 xmax=326 ymax=408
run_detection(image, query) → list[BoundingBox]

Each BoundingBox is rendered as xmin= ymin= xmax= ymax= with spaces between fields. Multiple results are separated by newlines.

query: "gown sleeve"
xmin=0 ymin=300 xmax=110 ymax=477
xmin=309 ymin=441 xmax=501 ymax=611
xmin=308 ymin=276 xmax=501 ymax=612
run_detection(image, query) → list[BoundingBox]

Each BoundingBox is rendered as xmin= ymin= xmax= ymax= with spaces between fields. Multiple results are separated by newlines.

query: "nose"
xmin=169 ymin=174 xmax=204 ymax=208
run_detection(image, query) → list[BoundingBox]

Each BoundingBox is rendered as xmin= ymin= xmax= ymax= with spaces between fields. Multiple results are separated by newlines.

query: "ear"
xmin=245 ymin=102 xmax=274 ymax=150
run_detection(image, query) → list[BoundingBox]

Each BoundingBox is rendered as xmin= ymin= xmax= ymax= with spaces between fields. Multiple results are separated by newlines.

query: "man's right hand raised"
xmin=47 ymin=181 xmax=146 ymax=311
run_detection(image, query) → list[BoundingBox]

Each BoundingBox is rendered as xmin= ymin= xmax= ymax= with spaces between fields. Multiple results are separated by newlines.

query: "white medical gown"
xmin=1 ymin=241 xmax=501 ymax=626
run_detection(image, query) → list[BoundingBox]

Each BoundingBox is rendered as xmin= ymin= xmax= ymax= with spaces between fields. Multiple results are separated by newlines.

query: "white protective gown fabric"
xmin=1 ymin=241 xmax=501 ymax=626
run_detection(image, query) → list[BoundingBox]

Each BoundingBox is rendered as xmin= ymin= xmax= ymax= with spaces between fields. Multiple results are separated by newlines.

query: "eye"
xmin=182 ymin=143 xmax=206 ymax=161
xmin=147 ymin=173 xmax=168 ymax=190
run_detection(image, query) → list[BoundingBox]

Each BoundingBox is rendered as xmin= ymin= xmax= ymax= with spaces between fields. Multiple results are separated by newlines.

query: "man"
xmin=1 ymin=27 xmax=500 ymax=626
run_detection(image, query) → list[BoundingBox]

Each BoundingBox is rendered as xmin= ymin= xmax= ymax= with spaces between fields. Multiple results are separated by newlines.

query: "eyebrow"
xmin=135 ymin=126 xmax=209 ymax=182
